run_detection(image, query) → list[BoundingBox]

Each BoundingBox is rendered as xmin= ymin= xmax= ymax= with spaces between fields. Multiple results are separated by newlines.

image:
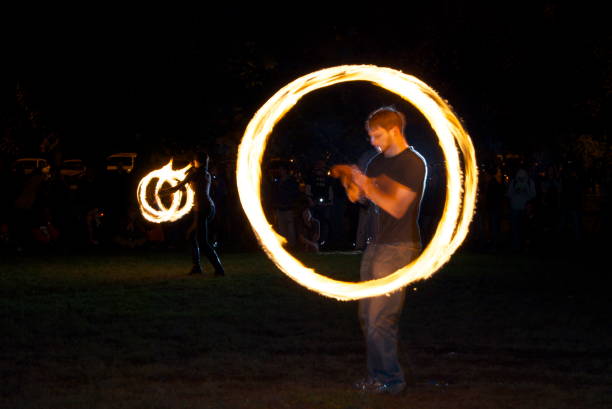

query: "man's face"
xmin=368 ymin=126 xmax=392 ymax=153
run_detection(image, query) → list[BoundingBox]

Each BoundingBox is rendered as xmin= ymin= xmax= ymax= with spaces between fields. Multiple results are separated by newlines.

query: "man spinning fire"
xmin=332 ymin=106 xmax=427 ymax=395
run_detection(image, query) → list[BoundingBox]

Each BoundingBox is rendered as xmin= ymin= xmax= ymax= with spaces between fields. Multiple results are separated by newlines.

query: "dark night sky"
xmin=4 ymin=3 xmax=610 ymax=164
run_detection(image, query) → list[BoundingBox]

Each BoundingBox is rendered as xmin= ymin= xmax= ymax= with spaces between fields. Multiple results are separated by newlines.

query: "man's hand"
xmin=158 ymin=185 xmax=178 ymax=197
xmin=334 ymin=164 xmax=416 ymax=219
xmin=350 ymin=166 xmax=369 ymax=192
xmin=330 ymin=164 xmax=365 ymax=203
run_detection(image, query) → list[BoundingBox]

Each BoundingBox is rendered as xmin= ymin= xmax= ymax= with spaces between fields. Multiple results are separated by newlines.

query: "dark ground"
xmin=0 ymin=246 xmax=610 ymax=408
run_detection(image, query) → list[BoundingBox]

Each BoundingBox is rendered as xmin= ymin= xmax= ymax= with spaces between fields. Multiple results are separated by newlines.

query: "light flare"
xmin=137 ymin=160 xmax=195 ymax=223
xmin=236 ymin=65 xmax=478 ymax=301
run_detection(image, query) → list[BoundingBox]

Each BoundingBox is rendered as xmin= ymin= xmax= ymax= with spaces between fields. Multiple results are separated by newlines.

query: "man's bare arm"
xmin=352 ymin=170 xmax=416 ymax=219
xmin=159 ymin=168 xmax=196 ymax=196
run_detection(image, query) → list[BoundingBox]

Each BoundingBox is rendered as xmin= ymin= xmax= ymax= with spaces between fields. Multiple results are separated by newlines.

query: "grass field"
xmin=0 ymin=246 xmax=610 ymax=409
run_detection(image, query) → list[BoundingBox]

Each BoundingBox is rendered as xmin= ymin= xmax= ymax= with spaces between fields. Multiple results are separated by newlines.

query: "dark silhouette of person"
xmin=305 ymin=159 xmax=333 ymax=247
xmin=485 ymin=166 xmax=506 ymax=252
xmin=506 ymin=168 xmax=536 ymax=252
xmin=269 ymin=162 xmax=301 ymax=249
xmin=296 ymin=197 xmax=321 ymax=252
xmin=537 ymin=164 xmax=562 ymax=247
xmin=113 ymin=205 xmax=147 ymax=249
xmin=13 ymin=166 xmax=46 ymax=251
xmin=419 ymin=162 xmax=445 ymax=247
xmin=161 ymin=152 xmax=224 ymax=276
xmin=559 ymin=164 xmax=584 ymax=245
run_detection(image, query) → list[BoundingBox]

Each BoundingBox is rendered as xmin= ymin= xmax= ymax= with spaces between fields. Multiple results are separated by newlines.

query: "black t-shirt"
xmin=366 ymin=147 xmax=426 ymax=245
xmin=271 ymin=175 xmax=300 ymax=211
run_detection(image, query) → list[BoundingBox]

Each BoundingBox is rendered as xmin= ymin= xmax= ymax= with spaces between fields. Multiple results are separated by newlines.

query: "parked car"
xmin=106 ymin=152 xmax=137 ymax=173
xmin=12 ymin=158 xmax=51 ymax=175
xmin=60 ymin=159 xmax=87 ymax=177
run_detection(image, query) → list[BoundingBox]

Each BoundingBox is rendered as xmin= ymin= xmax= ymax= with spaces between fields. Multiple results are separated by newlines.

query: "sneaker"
xmin=353 ymin=377 xmax=406 ymax=395
xmin=353 ymin=377 xmax=378 ymax=392
xmin=373 ymin=381 xmax=406 ymax=395
xmin=188 ymin=265 xmax=203 ymax=275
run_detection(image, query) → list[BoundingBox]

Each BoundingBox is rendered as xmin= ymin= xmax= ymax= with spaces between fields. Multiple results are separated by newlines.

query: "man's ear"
xmin=389 ymin=126 xmax=400 ymax=139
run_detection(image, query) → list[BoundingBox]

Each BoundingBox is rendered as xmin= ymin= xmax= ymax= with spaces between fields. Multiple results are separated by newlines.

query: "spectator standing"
xmin=506 ymin=168 xmax=536 ymax=251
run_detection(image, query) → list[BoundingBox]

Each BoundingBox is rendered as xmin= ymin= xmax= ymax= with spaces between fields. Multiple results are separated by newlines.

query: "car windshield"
xmin=108 ymin=157 xmax=133 ymax=166
xmin=17 ymin=162 xmax=37 ymax=169
xmin=63 ymin=161 xmax=83 ymax=170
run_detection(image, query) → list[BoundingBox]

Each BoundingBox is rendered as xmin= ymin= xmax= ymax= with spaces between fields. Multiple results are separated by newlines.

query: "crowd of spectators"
xmin=259 ymin=151 xmax=610 ymax=256
xmin=1 ymin=133 xmax=609 ymax=257
xmin=467 ymin=156 xmax=610 ymax=254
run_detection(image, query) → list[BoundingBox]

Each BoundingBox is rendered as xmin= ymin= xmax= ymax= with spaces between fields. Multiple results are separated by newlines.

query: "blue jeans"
xmin=359 ymin=242 xmax=421 ymax=385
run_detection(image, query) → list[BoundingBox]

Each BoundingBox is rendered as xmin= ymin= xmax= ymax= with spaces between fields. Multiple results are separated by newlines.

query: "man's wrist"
xmin=362 ymin=177 xmax=374 ymax=198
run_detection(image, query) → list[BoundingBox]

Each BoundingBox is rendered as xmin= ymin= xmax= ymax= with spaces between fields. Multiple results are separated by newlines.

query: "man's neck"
xmin=383 ymin=140 xmax=409 ymax=158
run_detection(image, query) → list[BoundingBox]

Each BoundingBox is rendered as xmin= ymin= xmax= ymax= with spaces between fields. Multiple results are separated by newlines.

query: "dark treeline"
xmin=2 ymin=3 xmax=610 ymax=257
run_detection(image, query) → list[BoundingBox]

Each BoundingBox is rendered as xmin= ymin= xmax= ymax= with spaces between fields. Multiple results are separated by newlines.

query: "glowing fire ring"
xmin=236 ymin=65 xmax=477 ymax=301
xmin=137 ymin=160 xmax=195 ymax=223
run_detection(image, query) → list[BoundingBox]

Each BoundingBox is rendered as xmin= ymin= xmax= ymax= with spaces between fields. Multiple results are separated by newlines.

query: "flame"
xmin=137 ymin=160 xmax=195 ymax=223
xmin=236 ymin=65 xmax=478 ymax=301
